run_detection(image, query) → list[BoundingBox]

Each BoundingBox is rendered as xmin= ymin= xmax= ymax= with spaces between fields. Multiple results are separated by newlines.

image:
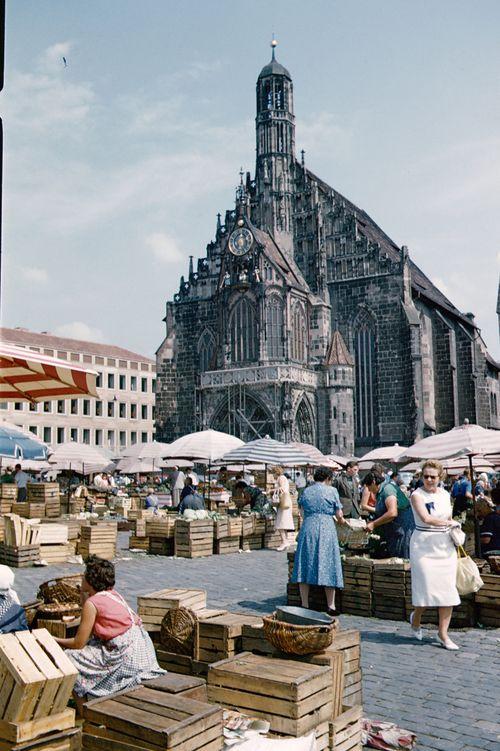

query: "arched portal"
xmin=211 ymin=391 xmax=275 ymax=442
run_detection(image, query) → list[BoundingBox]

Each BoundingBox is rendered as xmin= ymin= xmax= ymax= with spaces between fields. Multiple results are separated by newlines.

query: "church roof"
xmin=258 ymin=57 xmax=291 ymax=80
xmin=324 ymin=330 xmax=354 ymax=366
xmin=252 ymin=226 xmax=311 ymax=293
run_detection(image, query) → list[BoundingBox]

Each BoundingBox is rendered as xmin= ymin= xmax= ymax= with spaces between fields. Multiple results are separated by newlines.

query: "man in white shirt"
xmin=170 ymin=467 xmax=186 ymax=506
xmin=14 ymin=464 xmax=29 ymax=502
xmin=93 ymin=473 xmax=110 ymax=492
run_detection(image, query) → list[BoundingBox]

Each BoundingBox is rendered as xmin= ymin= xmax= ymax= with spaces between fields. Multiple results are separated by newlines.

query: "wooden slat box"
xmin=226 ymin=518 xmax=242 ymax=538
xmin=149 ymin=537 xmax=175 ymax=556
xmin=138 ymin=588 xmax=207 ymax=633
xmin=36 ymin=618 xmax=80 ymax=640
xmin=12 ymin=505 xmax=46 ymax=520
xmin=475 ymin=573 xmax=500 ymax=627
xmin=329 ymin=705 xmax=362 ymax=751
xmin=142 ymin=672 xmax=207 ymax=703
xmin=146 ymin=518 xmax=175 ymax=539
xmin=174 ymin=519 xmax=214 ymax=559
xmin=0 ymin=629 xmax=77 ymax=742
xmin=27 ymin=484 xmax=59 ymax=502
xmin=213 ymin=537 xmax=240 ymax=555
xmin=196 ymin=613 xmax=262 ymax=663
xmin=240 ymin=516 xmax=255 ymax=537
xmin=0 ymin=486 xmax=17 ymax=501
xmin=0 ymin=727 xmax=82 ymax=751
xmin=0 ymin=544 xmax=40 ymax=568
xmin=207 ymin=652 xmax=332 ymax=736
xmin=129 ymin=536 xmax=150 ymax=551
xmin=263 ymin=532 xmax=282 ymax=549
xmin=239 ymin=534 xmax=263 ymax=551
xmin=83 ymin=685 xmax=223 ymax=751
xmin=39 ymin=545 xmax=70 ymax=565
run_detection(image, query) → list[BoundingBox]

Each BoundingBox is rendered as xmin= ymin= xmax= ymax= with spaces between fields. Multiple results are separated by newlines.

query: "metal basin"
xmin=275 ymin=606 xmax=333 ymax=626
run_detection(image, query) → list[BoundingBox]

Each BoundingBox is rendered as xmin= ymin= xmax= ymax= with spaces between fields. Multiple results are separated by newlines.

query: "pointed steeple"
xmin=324 ymin=331 xmax=354 ymax=366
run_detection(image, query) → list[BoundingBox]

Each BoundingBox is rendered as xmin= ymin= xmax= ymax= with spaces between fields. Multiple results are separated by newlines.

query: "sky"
xmin=1 ymin=0 xmax=499 ymax=358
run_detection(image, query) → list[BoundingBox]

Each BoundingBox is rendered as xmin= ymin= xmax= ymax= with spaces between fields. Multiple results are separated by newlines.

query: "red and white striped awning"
xmin=0 ymin=343 xmax=98 ymax=402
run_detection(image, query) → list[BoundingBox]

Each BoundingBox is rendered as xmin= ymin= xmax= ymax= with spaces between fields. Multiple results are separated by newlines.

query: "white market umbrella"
xmin=0 ymin=419 xmax=49 ymax=461
xmin=48 ymin=441 xmax=112 ymax=475
xmin=359 ymin=443 xmax=407 ymax=469
xmin=288 ymin=442 xmax=340 ymax=467
xmin=164 ymin=429 xmax=244 ymax=463
xmin=120 ymin=441 xmax=170 ymax=460
xmin=324 ymin=454 xmax=359 ymax=468
xmin=116 ymin=456 xmax=167 ymax=474
xmin=220 ymin=437 xmax=313 ymax=467
xmin=443 ymin=456 xmax=494 ymax=473
xmin=0 ymin=343 xmax=98 ymax=402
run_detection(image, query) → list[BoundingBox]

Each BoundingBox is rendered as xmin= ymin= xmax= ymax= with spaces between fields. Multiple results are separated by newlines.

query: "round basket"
xmin=160 ymin=607 xmax=197 ymax=655
xmin=262 ymin=613 xmax=337 ymax=656
xmin=37 ymin=602 xmax=81 ymax=620
xmin=22 ymin=600 xmax=43 ymax=627
xmin=37 ymin=575 xmax=82 ymax=605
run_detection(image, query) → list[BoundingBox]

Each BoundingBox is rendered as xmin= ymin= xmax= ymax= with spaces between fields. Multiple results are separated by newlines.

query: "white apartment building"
xmin=0 ymin=327 xmax=156 ymax=452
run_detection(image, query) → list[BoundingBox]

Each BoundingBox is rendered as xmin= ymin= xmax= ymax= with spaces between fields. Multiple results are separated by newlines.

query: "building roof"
xmin=258 ymin=56 xmax=291 ymax=80
xmin=324 ymin=330 xmax=354 ymax=366
xmin=0 ymin=327 xmax=154 ymax=364
xmin=253 ymin=226 xmax=311 ymax=293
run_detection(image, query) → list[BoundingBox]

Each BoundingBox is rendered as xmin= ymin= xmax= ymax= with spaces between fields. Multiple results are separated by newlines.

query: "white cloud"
xmin=53 ymin=322 xmax=105 ymax=342
xmin=20 ymin=266 xmax=49 ymax=284
xmin=146 ymin=233 xmax=184 ymax=264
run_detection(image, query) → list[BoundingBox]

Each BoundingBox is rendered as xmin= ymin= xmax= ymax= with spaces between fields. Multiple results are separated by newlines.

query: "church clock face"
xmin=228 ymin=227 xmax=253 ymax=256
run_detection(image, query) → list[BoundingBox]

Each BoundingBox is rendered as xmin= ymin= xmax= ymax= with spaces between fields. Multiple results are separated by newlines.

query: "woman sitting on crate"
xmin=0 ymin=565 xmax=27 ymax=633
xmin=56 ymin=555 xmax=164 ymax=715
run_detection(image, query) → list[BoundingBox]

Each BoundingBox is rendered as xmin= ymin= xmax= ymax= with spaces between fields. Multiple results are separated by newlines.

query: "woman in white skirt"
xmin=273 ymin=466 xmax=295 ymax=551
xmin=409 ymin=460 xmax=462 ymax=650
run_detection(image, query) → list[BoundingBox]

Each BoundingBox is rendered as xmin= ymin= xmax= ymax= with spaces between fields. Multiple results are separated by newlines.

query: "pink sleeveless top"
xmin=88 ymin=589 xmax=137 ymax=641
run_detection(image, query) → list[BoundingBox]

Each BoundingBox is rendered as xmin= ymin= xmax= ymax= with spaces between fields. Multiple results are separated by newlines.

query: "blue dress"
xmin=291 ymin=483 xmax=344 ymax=588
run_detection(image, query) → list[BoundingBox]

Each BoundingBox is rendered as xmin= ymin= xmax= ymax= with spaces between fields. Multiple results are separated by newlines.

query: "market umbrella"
xmin=115 ymin=456 xmax=168 ymax=474
xmin=358 ymin=443 xmax=407 ymax=470
xmin=0 ymin=343 xmax=98 ymax=402
xmin=163 ymin=430 xmax=244 ymax=463
xmin=220 ymin=437 xmax=313 ymax=467
xmin=324 ymin=454 xmax=360 ymax=468
xmin=443 ymin=456 xmax=494 ymax=473
xmin=120 ymin=441 xmax=170 ymax=460
xmin=0 ymin=420 xmax=49 ymax=461
xmin=288 ymin=442 xmax=340 ymax=467
xmin=48 ymin=441 xmax=112 ymax=475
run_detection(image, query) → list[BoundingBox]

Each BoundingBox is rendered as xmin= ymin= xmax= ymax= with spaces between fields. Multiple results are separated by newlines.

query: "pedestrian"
xmin=475 ymin=473 xmax=490 ymax=497
xmin=365 ymin=470 xmax=415 ymax=558
xmin=14 ymin=464 xmax=29 ymax=502
xmin=170 ymin=466 xmax=185 ymax=507
xmin=180 ymin=476 xmax=196 ymax=503
xmin=451 ymin=470 xmax=472 ymax=516
xmin=291 ymin=466 xmax=345 ymax=614
xmin=178 ymin=488 xmax=205 ymax=515
xmin=145 ymin=487 xmax=160 ymax=510
xmin=480 ymin=501 xmax=500 ymax=557
xmin=234 ymin=480 xmax=273 ymax=515
xmin=408 ymin=460 xmax=462 ymax=650
xmin=272 ymin=466 xmax=294 ymax=551
xmin=332 ymin=461 xmax=361 ymax=518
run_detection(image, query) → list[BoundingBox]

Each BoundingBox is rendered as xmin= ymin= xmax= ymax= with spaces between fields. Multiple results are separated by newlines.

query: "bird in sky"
xmin=62 ymin=56 xmax=67 ymax=67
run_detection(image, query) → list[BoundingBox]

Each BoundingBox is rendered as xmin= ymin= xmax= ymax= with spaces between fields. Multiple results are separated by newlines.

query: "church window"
xmin=198 ymin=330 xmax=215 ymax=373
xmin=266 ymin=297 xmax=283 ymax=359
xmin=230 ymin=297 xmax=258 ymax=363
xmin=354 ymin=316 xmax=377 ymax=441
xmin=294 ymin=398 xmax=315 ymax=445
xmin=291 ymin=303 xmax=307 ymax=362
xmin=333 ymin=406 xmax=337 ymax=420
xmin=490 ymin=392 xmax=498 ymax=417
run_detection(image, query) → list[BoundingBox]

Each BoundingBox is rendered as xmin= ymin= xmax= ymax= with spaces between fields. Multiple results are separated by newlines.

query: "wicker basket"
xmin=337 ymin=520 xmax=370 ymax=549
xmin=22 ymin=600 xmax=43 ymax=627
xmin=160 ymin=606 xmax=197 ymax=655
xmin=262 ymin=613 xmax=337 ymax=655
xmin=37 ymin=602 xmax=81 ymax=620
xmin=38 ymin=574 xmax=82 ymax=605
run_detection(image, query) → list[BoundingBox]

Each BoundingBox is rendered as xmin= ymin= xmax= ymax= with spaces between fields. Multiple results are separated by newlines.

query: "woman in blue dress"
xmin=291 ymin=467 xmax=345 ymax=614
xmin=365 ymin=470 xmax=415 ymax=558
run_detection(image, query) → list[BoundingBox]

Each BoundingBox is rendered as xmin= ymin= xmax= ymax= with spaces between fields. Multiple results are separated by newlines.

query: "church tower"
xmin=254 ymin=40 xmax=295 ymax=254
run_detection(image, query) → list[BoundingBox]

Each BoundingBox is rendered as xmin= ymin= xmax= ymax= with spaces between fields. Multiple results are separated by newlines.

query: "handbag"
xmin=456 ymin=546 xmax=483 ymax=595
xmin=449 ymin=525 xmax=466 ymax=547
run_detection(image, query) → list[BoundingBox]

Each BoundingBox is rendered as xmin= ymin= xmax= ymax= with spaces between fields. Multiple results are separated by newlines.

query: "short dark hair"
xmin=84 ymin=555 xmax=115 ymax=592
xmin=345 ymin=460 xmax=359 ymax=470
xmin=313 ymin=467 xmax=333 ymax=482
xmin=363 ymin=470 xmax=385 ymax=487
xmin=184 ymin=476 xmax=193 ymax=486
xmin=15 ymin=464 xmax=21 ymax=471
xmin=234 ymin=480 xmax=248 ymax=490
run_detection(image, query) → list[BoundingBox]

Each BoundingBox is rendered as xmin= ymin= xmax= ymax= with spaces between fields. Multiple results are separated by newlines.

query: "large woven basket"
xmin=337 ymin=521 xmax=370 ymax=549
xmin=38 ymin=574 xmax=83 ymax=605
xmin=160 ymin=606 xmax=197 ymax=655
xmin=37 ymin=602 xmax=81 ymax=620
xmin=262 ymin=613 xmax=336 ymax=655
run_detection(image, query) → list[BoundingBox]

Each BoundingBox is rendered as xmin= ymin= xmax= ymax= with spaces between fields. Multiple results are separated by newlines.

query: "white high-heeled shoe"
xmin=409 ymin=611 xmax=423 ymax=641
xmin=437 ymin=636 xmax=459 ymax=651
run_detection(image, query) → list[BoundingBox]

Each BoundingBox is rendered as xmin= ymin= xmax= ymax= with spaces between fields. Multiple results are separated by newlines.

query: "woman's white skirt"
xmin=410 ymin=530 xmax=460 ymax=607
xmin=275 ymin=507 xmax=295 ymax=531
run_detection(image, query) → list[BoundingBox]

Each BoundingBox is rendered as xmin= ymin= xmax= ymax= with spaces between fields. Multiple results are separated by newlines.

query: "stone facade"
xmin=156 ymin=50 xmax=499 ymax=453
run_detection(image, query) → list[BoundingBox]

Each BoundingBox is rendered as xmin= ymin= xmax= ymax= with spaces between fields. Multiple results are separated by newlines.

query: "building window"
xmin=119 ymin=375 xmax=126 ymax=390
xmin=229 ymin=297 xmax=258 ymax=363
xmin=83 ymin=400 xmax=90 ymax=416
xmin=107 ymin=401 xmax=115 ymax=417
xmin=83 ymin=429 xmax=90 ymax=444
xmin=342 ymin=412 xmax=347 ymax=424
xmin=95 ymin=429 xmax=103 ymax=446
xmin=96 ymin=372 xmax=103 ymax=387
xmin=43 ymin=427 xmax=52 ymax=443
xmin=14 ymin=402 xmax=23 ymax=411
xmin=141 ymin=405 xmax=148 ymax=420
xmin=70 ymin=428 xmax=78 ymax=442
xmin=141 ymin=377 xmax=147 ymax=393
xmin=43 ymin=401 xmax=52 ymax=413
xmin=95 ymin=401 xmax=103 ymax=416
xmin=130 ymin=376 xmax=137 ymax=392
xmin=57 ymin=427 xmax=65 ymax=444
xmin=354 ymin=319 xmax=377 ymax=441
xmin=198 ymin=330 xmax=215 ymax=373
xmin=107 ymin=430 xmax=115 ymax=447
xmin=141 ymin=432 xmax=148 ymax=443
xmin=57 ymin=400 xmax=65 ymax=414
xmin=291 ymin=303 xmax=306 ymax=362
xmin=29 ymin=402 xmax=37 ymax=412
xmin=152 ymin=379 xmax=156 ymax=392
xmin=107 ymin=373 xmax=115 ymax=388
xmin=119 ymin=431 xmax=126 ymax=447
xmin=333 ymin=406 xmax=337 ymax=420
xmin=119 ymin=403 xmax=126 ymax=418
xmin=130 ymin=431 xmax=137 ymax=445
xmin=131 ymin=404 xmax=137 ymax=419
xmin=70 ymin=399 xmax=78 ymax=415
xmin=152 ymin=405 xmax=156 ymax=420
xmin=265 ymin=297 xmax=283 ymax=359
xmin=29 ymin=426 xmax=37 ymax=436
xmin=295 ymin=399 xmax=315 ymax=445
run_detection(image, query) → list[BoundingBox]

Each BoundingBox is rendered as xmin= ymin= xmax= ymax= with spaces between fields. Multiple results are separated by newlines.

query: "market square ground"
xmin=14 ymin=533 xmax=500 ymax=751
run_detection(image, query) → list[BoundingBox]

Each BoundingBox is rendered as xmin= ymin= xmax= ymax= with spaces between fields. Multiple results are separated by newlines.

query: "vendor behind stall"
xmin=234 ymin=480 xmax=273 ymax=515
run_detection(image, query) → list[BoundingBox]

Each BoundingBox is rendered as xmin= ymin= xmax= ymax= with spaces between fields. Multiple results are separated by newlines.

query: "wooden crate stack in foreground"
xmin=372 ymin=560 xmax=410 ymax=621
xmin=137 ymin=588 xmax=207 ymax=633
xmin=213 ymin=518 xmax=240 ymax=554
xmin=79 ymin=522 xmax=117 ymax=560
xmin=175 ymin=518 xmax=214 ymax=558
xmin=207 ymin=652 xmax=332 ymax=737
xmin=329 ymin=705 xmax=363 ymax=751
xmin=475 ymin=573 xmax=500 ymax=627
xmin=196 ymin=613 xmax=262 ymax=663
xmin=0 ymin=628 xmax=79 ymax=751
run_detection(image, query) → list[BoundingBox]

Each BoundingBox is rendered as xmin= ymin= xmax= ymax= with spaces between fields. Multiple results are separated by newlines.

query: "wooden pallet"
xmin=195 ymin=613 xmax=262 ymax=663
xmin=138 ymin=588 xmax=207 ymax=633
xmin=0 ymin=544 xmax=40 ymax=568
xmin=329 ymin=705 xmax=363 ymax=751
xmin=0 ymin=629 xmax=77 ymax=739
xmin=83 ymin=684 xmax=223 ymax=751
xmin=207 ymin=652 xmax=332 ymax=736
xmin=174 ymin=519 xmax=214 ymax=559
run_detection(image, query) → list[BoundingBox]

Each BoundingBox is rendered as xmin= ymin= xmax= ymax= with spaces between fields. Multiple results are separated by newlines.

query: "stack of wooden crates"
xmin=147 ymin=517 xmax=175 ymax=555
xmin=79 ymin=521 xmax=117 ymax=560
xmin=12 ymin=484 xmax=61 ymax=520
xmin=0 ymin=484 xmax=17 ymax=513
xmin=0 ymin=628 xmax=80 ymax=751
xmin=174 ymin=518 xmax=214 ymax=558
xmin=0 ymin=514 xmax=40 ymax=567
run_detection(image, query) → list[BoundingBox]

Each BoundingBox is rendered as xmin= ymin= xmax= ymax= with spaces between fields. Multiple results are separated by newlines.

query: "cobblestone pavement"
xmin=14 ymin=533 xmax=500 ymax=751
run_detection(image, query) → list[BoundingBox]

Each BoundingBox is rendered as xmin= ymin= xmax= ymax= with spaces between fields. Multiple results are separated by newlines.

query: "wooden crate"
xmin=134 ymin=519 xmax=147 ymax=537
xmin=27 ymin=484 xmax=60 ymax=502
xmin=240 ymin=620 xmax=276 ymax=656
xmin=174 ymin=519 xmax=214 ymax=559
xmin=207 ymin=652 xmax=332 ymax=736
xmin=372 ymin=561 xmax=409 ymax=621
xmin=213 ymin=537 xmax=240 ymax=555
xmin=149 ymin=537 xmax=175 ymax=556
xmin=263 ymin=532 xmax=282 ymax=549
xmin=226 ymin=518 xmax=242 ymax=537
xmin=475 ymin=573 xmax=500 ymax=627
xmin=36 ymin=618 xmax=80 ymax=640
xmin=44 ymin=499 xmax=61 ymax=519
xmin=138 ymin=588 xmax=207 ymax=633
xmin=12 ymin=504 xmax=46 ymax=519
xmin=39 ymin=545 xmax=70 ymax=565
xmin=142 ymin=673 xmax=207 ymax=702
xmin=196 ymin=613 xmax=262 ymax=663
xmin=329 ymin=705 xmax=363 ymax=751
xmin=239 ymin=534 xmax=263 ymax=551
xmin=213 ymin=519 xmax=229 ymax=540
xmin=145 ymin=518 xmax=175 ymax=539
xmin=0 ymin=727 xmax=82 ymax=751
xmin=128 ymin=536 xmax=150 ymax=551
xmin=83 ymin=684 xmax=223 ymax=751
xmin=0 ymin=629 xmax=77 ymax=741
xmin=79 ymin=523 xmax=117 ymax=561
xmin=0 ymin=485 xmax=17 ymax=502
xmin=240 ymin=516 xmax=255 ymax=537
xmin=0 ymin=544 xmax=40 ymax=568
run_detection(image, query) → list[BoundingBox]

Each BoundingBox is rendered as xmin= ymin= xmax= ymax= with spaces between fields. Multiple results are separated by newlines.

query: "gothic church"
xmin=156 ymin=48 xmax=500 ymax=454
